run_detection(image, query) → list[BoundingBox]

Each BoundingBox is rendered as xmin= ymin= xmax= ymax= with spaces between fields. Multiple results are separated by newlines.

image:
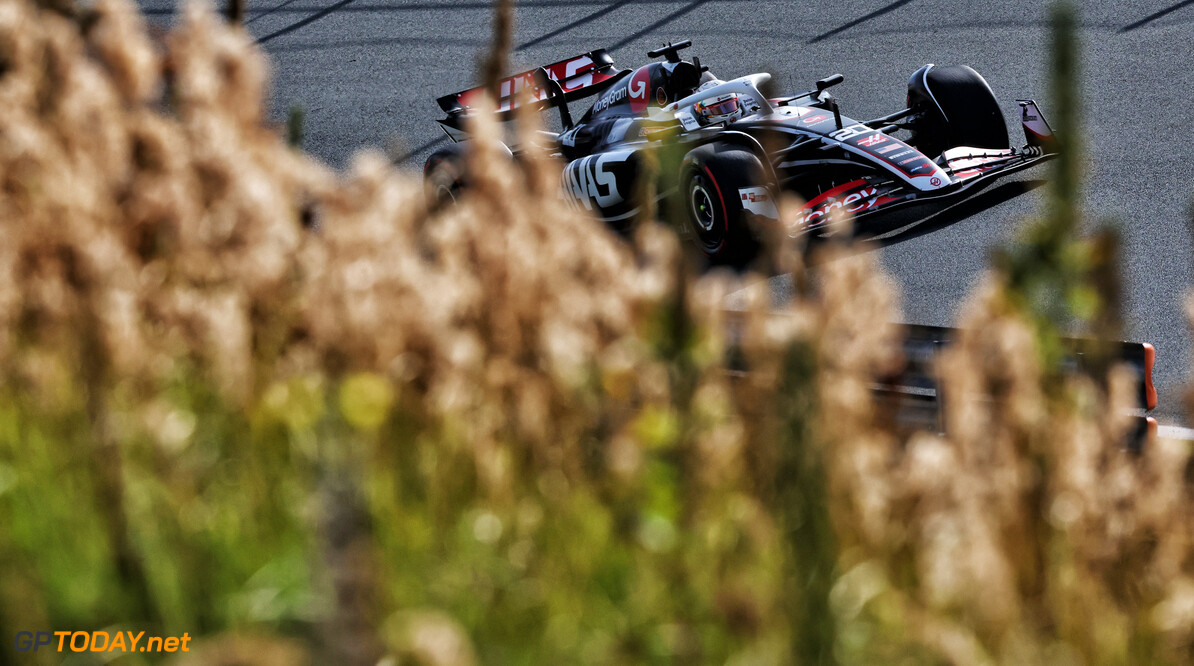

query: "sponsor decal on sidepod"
xmin=738 ymin=187 xmax=779 ymax=219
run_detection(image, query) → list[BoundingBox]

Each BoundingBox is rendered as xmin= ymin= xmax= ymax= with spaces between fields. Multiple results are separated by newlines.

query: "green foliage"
xmin=996 ymin=3 xmax=1123 ymax=365
xmin=1 ymin=1 xmax=1192 ymax=665
xmin=287 ymin=104 xmax=306 ymax=150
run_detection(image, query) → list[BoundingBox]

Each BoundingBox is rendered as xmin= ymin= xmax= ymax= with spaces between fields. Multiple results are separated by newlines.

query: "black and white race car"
xmin=426 ymin=40 xmax=1056 ymax=264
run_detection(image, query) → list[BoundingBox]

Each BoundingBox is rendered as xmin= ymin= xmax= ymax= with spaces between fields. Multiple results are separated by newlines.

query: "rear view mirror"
xmin=816 ymin=74 xmax=845 ymax=92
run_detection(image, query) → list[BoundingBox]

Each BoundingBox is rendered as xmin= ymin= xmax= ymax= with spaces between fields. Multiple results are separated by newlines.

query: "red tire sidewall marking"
xmin=700 ymin=166 xmax=729 ymax=232
xmin=701 ymin=165 xmax=729 ymax=253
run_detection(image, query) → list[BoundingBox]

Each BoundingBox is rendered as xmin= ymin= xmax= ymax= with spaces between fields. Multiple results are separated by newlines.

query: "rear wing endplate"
xmin=437 ymin=49 xmax=627 ymax=138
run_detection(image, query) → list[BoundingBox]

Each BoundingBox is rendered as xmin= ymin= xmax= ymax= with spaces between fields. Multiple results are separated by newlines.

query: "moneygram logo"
xmin=14 ymin=630 xmax=191 ymax=654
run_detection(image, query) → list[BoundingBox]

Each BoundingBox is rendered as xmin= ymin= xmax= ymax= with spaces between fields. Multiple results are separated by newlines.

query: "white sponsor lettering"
xmin=563 ymin=56 xmax=594 ymax=90
xmin=829 ymin=124 xmax=869 ymax=141
xmin=792 ymin=186 xmax=882 ymax=233
xmin=559 ymin=126 xmax=579 ymax=148
xmin=561 ymin=153 xmax=627 ymax=210
xmin=593 ymin=86 xmax=628 ymax=113
xmin=593 ymin=154 xmax=621 ymax=207
xmin=629 ymin=77 xmax=647 ymax=101
xmin=846 ymin=189 xmax=879 ymax=213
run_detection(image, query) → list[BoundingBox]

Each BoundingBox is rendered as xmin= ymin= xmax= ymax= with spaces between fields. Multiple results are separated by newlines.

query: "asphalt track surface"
xmin=139 ymin=0 xmax=1194 ymax=421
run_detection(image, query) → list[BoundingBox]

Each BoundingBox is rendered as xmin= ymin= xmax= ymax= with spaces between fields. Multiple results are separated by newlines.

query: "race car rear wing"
xmin=437 ymin=49 xmax=628 ymax=139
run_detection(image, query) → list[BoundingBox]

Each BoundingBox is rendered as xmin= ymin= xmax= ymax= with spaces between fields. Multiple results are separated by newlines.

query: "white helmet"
xmin=692 ymin=80 xmax=748 ymax=126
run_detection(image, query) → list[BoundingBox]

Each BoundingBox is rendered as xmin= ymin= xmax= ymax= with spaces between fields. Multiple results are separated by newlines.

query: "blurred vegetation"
xmin=0 ymin=1 xmax=1192 ymax=665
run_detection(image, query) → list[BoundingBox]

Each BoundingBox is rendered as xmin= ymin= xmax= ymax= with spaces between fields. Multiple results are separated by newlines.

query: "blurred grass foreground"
xmin=1 ymin=0 xmax=1193 ymax=664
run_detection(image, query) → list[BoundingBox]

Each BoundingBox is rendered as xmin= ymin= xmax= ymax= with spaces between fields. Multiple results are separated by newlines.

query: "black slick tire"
xmin=678 ymin=144 xmax=766 ymax=268
xmin=423 ymin=144 xmax=468 ymax=208
xmin=907 ymin=64 xmax=1010 ymax=158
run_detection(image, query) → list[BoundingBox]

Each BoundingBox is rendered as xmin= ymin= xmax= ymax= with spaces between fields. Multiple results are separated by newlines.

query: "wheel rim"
xmin=435 ymin=183 xmax=458 ymax=205
xmin=691 ymin=183 xmax=715 ymax=232
xmin=688 ymin=174 xmax=724 ymax=253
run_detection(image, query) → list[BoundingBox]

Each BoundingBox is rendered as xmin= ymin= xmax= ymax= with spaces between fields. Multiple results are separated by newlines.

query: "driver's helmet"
xmin=692 ymin=80 xmax=747 ymax=126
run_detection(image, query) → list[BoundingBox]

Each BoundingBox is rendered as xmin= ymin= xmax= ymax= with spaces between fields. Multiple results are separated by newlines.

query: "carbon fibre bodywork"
xmin=430 ymin=42 xmax=1056 ymax=240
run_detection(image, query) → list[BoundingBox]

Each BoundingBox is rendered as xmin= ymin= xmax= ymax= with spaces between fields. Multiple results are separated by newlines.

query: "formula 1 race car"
xmin=425 ymin=40 xmax=1057 ymax=264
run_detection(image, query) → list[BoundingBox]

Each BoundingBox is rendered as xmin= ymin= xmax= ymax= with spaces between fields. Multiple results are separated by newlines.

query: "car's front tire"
xmin=906 ymin=64 xmax=1010 ymax=158
xmin=678 ymin=144 xmax=767 ymax=267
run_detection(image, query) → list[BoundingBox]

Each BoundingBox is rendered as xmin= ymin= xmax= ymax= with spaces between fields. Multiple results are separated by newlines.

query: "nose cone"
xmin=906 ymin=166 xmax=952 ymax=192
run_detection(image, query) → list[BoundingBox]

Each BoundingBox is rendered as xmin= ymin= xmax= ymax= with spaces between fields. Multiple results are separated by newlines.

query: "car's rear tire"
xmin=678 ymin=144 xmax=766 ymax=267
xmin=906 ymin=64 xmax=1009 ymax=158
xmin=423 ymin=144 xmax=468 ymax=208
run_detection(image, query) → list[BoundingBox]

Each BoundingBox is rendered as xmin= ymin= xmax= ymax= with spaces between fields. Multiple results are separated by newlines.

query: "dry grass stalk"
xmin=0 ymin=0 xmax=1192 ymax=664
